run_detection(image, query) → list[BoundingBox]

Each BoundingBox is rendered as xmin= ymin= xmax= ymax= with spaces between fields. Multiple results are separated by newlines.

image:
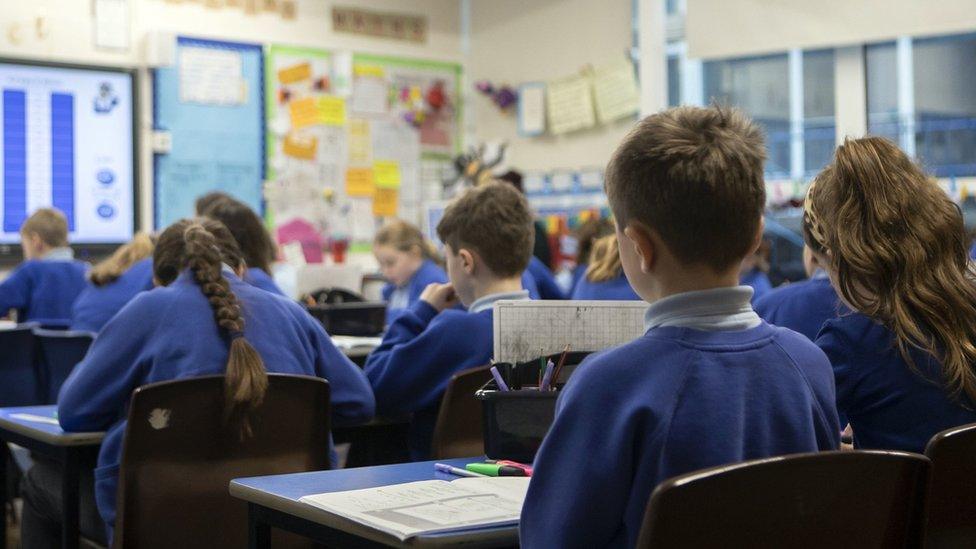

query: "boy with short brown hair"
xmin=521 ymin=106 xmax=840 ymax=548
xmin=0 ymin=208 xmax=88 ymax=325
xmin=365 ymin=182 xmax=535 ymax=460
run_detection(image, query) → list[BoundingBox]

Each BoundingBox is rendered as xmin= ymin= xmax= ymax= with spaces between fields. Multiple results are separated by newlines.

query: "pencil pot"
xmin=476 ymin=351 xmax=591 ymax=462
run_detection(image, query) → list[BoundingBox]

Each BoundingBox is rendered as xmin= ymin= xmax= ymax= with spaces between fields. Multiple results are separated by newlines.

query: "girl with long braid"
xmin=21 ymin=218 xmax=374 ymax=547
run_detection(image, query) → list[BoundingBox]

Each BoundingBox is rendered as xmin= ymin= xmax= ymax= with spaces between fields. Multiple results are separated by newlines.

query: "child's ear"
xmin=458 ymin=248 xmax=476 ymax=275
xmin=750 ymin=217 xmax=765 ymax=254
xmin=623 ymin=222 xmax=656 ymax=274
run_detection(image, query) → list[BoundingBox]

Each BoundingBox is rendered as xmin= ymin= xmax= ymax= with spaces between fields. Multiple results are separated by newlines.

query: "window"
xmin=703 ymin=54 xmax=791 ymax=179
xmin=913 ymin=33 xmax=976 ymax=177
xmin=667 ymin=54 xmax=680 ymax=107
xmin=865 ymin=41 xmax=899 ymax=144
xmin=803 ymin=49 xmax=835 ymax=176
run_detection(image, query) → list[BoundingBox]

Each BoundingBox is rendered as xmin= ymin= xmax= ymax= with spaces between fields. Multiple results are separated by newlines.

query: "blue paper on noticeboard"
xmin=153 ymin=37 xmax=265 ymax=229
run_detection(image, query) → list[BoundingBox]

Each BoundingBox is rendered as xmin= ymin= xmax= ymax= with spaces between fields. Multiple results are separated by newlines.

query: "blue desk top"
xmin=231 ymin=457 xmax=519 ymax=547
xmin=0 ymin=405 xmax=105 ymax=447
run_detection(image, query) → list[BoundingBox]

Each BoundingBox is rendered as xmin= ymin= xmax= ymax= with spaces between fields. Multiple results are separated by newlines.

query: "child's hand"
xmin=421 ymin=283 xmax=458 ymax=312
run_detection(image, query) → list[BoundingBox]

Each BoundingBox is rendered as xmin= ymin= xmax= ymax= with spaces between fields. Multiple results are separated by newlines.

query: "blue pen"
xmin=435 ymin=463 xmax=488 ymax=477
xmin=540 ymin=359 xmax=555 ymax=391
xmin=490 ymin=365 xmax=510 ymax=392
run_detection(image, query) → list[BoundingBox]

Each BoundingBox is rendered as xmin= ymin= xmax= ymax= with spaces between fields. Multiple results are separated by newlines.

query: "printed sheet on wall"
xmin=154 ymin=37 xmax=265 ymax=229
xmin=265 ymin=44 xmax=461 ymax=250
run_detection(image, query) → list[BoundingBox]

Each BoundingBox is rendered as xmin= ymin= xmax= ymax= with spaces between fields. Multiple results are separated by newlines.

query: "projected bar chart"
xmin=3 ymin=89 xmax=26 ymax=233
xmin=1 ymin=89 xmax=76 ymax=232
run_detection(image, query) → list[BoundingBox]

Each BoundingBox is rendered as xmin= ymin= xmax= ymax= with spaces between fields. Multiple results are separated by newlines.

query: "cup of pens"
xmin=475 ymin=348 xmax=591 ymax=463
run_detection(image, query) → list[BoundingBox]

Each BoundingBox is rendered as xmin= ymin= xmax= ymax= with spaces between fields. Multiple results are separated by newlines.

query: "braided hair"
xmin=154 ymin=218 xmax=268 ymax=439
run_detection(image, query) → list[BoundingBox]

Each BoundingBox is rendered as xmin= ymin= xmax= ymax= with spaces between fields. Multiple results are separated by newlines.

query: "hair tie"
xmin=803 ymin=179 xmax=827 ymax=249
xmin=229 ymin=330 xmax=245 ymax=341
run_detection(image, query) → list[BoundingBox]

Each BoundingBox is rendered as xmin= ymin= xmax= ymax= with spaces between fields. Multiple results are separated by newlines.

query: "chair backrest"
xmin=32 ymin=328 xmax=94 ymax=404
xmin=0 ymin=325 xmax=41 ymax=406
xmin=924 ymin=422 xmax=976 ymax=547
xmin=113 ymin=374 xmax=331 ymax=549
xmin=636 ymin=451 xmax=930 ymax=549
xmin=430 ymin=364 xmax=492 ymax=460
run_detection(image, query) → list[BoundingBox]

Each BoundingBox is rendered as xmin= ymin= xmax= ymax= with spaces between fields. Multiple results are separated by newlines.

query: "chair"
xmin=112 ymin=374 xmax=331 ymax=548
xmin=32 ymin=328 xmax=94 ymax=404
xmin=0 ymin=324 xmax=42 ymax=406
xmin=430 ymin=365 xmax=492 ymax=460
xmin=924 ymin=422 xmax=976 ymax=547
xmin=636 ymin=451 xmax=930 ymax=549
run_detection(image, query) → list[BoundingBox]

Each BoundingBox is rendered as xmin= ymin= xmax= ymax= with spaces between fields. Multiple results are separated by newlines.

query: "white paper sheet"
xmin=179 ymin=47 xmax=245 ymax=105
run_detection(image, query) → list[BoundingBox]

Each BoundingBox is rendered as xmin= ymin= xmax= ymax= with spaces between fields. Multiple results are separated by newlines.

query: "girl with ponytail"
xmin=374 ymin=219 xmax=449 ymax=324
xmin=809 ymin=136 xmax=976 ymax=453
xmin=24 ymin=218 xmax=373 ymax=546
xmin=71 ymin=232 xmax=157 ymax=332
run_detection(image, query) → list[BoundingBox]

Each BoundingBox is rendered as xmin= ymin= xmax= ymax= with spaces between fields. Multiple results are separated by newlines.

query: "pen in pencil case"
xmin=490 ymin=365 xmax=510 ymax=391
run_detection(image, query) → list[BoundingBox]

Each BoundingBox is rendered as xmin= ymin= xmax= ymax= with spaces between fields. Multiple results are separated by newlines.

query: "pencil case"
xmin=476 ymin=351 xmax=590 ymax=462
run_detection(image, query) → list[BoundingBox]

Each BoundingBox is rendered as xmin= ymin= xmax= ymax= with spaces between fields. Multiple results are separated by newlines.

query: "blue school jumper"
xmin=57 ymin=270 xmax=375 ymax=534
xmin=740 ymin=268 xmax=772 ymax=303
xmin=521 ymin=287 xmax=840 ymax=549
xmin=365 ymin=290 xmax=531 ymax=460
xmin=817 ymin=312 xmax=976 ymax=453
xmin=570 ymin=272 xmax=640 ymax=301
xmin=0 ymin=248 xmax=88 ymax=326
xmin=70 ymin=258 xmax=155 ymax=333
xmin=244 ymin=267 xmax=285 ymax=296
xmin=381 ymin=259 xmax=448 ymax=325
xmin=521 ymin=271 xmax=540 ymax=299
xmin=754 ymin=271 xmax=841 ymax=341
xmin=526 ymin=256 xmax=564 ymax=300
xmin=569 ymin=264 xmax=587 ymax=296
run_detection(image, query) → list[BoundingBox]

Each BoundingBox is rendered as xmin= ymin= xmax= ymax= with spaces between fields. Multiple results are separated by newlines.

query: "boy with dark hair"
xmin=520 ymin=106 xmax=839 ymax=548
xmin=365 ymin=182 xmax=535 ymax=460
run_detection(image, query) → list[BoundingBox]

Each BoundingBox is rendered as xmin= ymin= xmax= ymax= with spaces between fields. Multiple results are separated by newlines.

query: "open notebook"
xmin=299 ymin=476 xmax=531 ymax=541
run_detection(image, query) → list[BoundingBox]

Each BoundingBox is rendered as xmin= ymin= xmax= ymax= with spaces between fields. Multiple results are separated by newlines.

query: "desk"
xmin=0 ymin=406 xmax=104 ymax=549
xmin=231 ymin=457 xmax=519 ymax=548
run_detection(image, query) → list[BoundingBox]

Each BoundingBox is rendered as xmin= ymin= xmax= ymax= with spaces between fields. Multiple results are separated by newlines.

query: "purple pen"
xmin=435 ymin=463 xmax=487 ymax=477
xmin=540 ymin=359 xmax=555 ymax=391
xmin=490 ymin=365 xmax=510 ymax=391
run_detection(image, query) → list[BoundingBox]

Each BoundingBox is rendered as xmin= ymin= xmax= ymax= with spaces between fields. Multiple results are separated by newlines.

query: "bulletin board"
xmin=153 ymin=37 xmax=265 ymax=229
xmin=264 ymin=44 xmax=460 ymax=252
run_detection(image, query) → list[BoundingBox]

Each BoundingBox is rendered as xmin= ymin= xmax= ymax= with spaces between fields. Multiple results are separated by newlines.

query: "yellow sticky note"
xmin=346 ymin=168 xmax=375 ymax=197
xmin=289 ymin=97 xmax=319 ymax=129
xmin=373 ymin=160 xmax=401 ymax=189
xmin=373 ymin=188 xmax=398 ymax=216
xmin=277 ymin=62 xmax=311 ymax=85
xmin=282 ymin=133 xmax=318 ymax=160
xmin=317 ymin=96 xmax=347 ymax=126
xmin=348 ymin=119 xmax=371 ymax=164
xmin=354 ymin=64 xmax=385 ymax=78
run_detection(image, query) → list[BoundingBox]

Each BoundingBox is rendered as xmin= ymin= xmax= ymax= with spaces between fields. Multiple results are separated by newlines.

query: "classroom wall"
xmin=0 ymin=0 xmax=463 ymax=232
xmin=467 ymin=0 xmax=636 ymax=173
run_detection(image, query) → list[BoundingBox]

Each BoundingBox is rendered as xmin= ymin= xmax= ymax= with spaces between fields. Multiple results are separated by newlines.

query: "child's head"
xmin=90 ymin=232 xmax=155 ymax=287
xmin=154 ymin=218 xmax=267 ymax=437
xmin=199 ymin=196 xmax=278 ymax=275
xmin=374 ymin=220 xmax=441 ymax=288
xmin=20 ymin=208 xmax=69 ymax=259
xmin=195 ymin=191 xmax=234 ymax=217
xmin=574 ymin=218 xmax=615 ymax=267
xmin=585 ymin=234 xmax=624 ymax=283
xmin=436 ymin=182 xmax=533 ymax=306
xmin=605 ymin=106 xmax=766 ymax=300
xmin=804 ymin=136 xmax=976 ymax=402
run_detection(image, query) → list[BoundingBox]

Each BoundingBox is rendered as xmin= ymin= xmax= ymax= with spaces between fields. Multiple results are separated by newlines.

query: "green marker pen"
xmin=465 ymin=463 xmax=527 ymax=477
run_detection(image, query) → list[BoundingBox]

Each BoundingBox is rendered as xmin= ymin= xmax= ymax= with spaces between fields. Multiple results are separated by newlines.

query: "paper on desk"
xmin=299 ymin=477 xmax=530 ymax=541
xmin=331 ymin=336 xmax=383 ymax=350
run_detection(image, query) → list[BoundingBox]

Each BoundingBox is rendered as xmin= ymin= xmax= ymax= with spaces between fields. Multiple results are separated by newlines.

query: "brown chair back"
xmin=113 ymin=374 xmax=331 ymax=548
xmin=637 ymin=451 xmax=930 ymax=549
xmin=924 ymin=422 xmax=976 ymax=548
xmin=430 ymin=364 xmax=491 ymax=459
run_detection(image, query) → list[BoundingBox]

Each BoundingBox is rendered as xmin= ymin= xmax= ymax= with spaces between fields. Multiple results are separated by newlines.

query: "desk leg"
xmin=0 ymin=443 xmax=7 ymax=549
xmin=249 ymin=503 xmax=271 ymax=549
xmin=60 ymin=448 xmax=79 ymax=549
